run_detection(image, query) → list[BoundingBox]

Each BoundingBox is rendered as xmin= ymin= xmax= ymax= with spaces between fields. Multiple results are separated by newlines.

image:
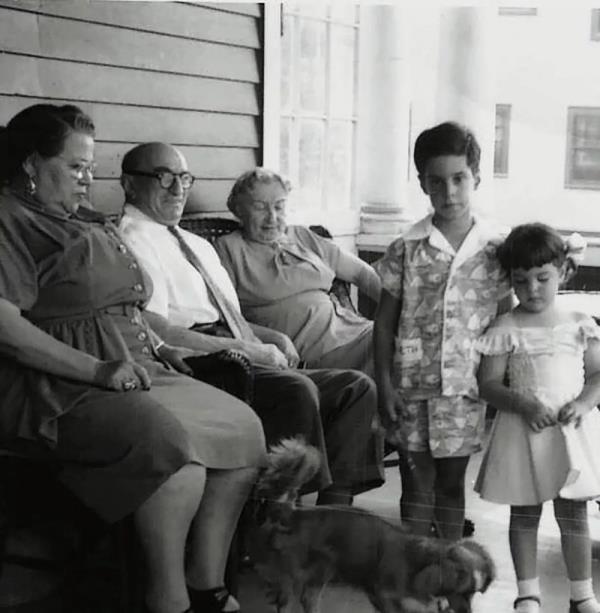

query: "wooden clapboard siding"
xmin=0 ymin=8 xmax=259 ymax=82
xmin=0 ymin=95 xmax=260 ymax=146
xmin=0 ymin=1 xmax=260 ymax=46
xmin=0 ymin=0 xmax=263 ymax=216
xmin=1 ymin=56 xmax=260 ymax=114
xmin=94 ymin=142 xmax=258 ymax=179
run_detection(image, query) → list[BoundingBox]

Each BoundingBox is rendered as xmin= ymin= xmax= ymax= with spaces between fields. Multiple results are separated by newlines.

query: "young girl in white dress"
xmin=475 ymin=223 xmax=600 ymax=613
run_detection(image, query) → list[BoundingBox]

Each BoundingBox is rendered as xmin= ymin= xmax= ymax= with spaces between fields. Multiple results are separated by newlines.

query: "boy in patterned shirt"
xmin=374 ymin=121 xmax=512 ymax=540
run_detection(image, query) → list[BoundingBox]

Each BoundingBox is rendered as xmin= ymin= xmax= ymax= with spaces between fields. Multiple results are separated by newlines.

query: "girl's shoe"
xmin=188 ymin=586 xmax=240 ymax=613
xmin=569 ymin=598 xmax=600 ymax=613
xmin=514 ymin=595 xmax=541 ymax=612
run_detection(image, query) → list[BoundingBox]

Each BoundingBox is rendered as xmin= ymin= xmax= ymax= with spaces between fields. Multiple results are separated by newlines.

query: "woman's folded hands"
xmin=93 ymin=359 xmax=152 ymax=392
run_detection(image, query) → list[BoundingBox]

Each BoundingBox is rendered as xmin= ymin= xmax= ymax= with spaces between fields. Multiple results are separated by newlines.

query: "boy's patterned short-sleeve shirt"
xmin=377 ymin=214 xmax=510 ymax=457
xmin=378 ymin=214 xmax=510 ymax=401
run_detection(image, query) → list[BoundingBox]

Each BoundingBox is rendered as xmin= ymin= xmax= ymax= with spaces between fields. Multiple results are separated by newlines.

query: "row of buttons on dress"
xmin=106 ymin=224 xmax=155 ymax=357
xmin=118 ymin=243 xmax=141 ymax=272
xmin=129 ymin=310 xmax=152 ymax=355
xmin=106 ymin=227 xmax=144 ymax=296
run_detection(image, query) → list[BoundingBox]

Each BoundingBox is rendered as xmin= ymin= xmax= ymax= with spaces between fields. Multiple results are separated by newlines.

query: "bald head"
xmin=121 ymin=142 xmax=190 ymax=226
xmin=121 ymin=142 xmax=185 ymax=175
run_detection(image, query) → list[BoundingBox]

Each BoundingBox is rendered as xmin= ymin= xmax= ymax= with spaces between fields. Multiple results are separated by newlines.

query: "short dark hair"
xmin=497 ymin=223 xmax=567 ymax=273
xmin=0 ymin=104 xmax=95 ymax=184
xmin=226 ymin=167 xmax=291 ymax=215
xmin=413 ymin=121 xmax=481 ymax=177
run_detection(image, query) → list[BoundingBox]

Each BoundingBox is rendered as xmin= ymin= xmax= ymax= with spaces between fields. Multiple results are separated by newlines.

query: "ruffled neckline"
xmin=475 ymin=316 xmax=600 ymax=356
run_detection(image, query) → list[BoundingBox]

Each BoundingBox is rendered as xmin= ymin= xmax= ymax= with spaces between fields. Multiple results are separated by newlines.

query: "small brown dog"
xmin=248 ymin=438 xmax=495 ymax=613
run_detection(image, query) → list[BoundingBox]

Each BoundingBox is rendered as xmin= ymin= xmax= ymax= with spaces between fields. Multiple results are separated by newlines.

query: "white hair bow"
xmin=565 ymin=232 xmax=587 ymax=265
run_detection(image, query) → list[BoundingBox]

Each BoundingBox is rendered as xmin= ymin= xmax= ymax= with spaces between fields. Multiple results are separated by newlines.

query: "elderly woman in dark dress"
xmin=0 ymin=104 xmax=265 ymax=613
xmin=215 ymin=168 xmax=381 ymax=377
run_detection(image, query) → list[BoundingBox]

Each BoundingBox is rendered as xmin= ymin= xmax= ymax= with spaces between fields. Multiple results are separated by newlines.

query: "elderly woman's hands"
xmin=245 ymin=324 xmax=300 ymax=368
xmin=93 ymin=360 xmax=152 ymax=392
xmin=266 ymin=331 xmax=301 ymax=368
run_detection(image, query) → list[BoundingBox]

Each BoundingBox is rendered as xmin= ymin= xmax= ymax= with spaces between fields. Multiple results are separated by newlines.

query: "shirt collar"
xmin=404 ymin=213 xmax=507 ymax=261
xmin=123 ymin=203 xmax=171 ymax=231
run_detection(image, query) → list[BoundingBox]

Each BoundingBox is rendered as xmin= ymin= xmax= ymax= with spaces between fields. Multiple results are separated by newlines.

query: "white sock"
xmin=518 ymin=577 xmax=540 ymax=598
xmin=515 ymin=578 xmax=541 ymax=612
xmin=570 ymin=579 xmax=600 ymax=612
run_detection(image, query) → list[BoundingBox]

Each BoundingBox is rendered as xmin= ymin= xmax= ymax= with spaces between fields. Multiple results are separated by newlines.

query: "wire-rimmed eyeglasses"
xmin=58 ymin=158 xmax=98 ymax=180
xmin=125 ymin=170 xmax=196 ymax=190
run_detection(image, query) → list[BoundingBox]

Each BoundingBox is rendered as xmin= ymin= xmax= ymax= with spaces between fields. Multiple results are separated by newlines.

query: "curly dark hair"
xmin=0 ymin=104 xmax=95 ymax=184
xmin=413 ymin=121 xmax=481 ymax=177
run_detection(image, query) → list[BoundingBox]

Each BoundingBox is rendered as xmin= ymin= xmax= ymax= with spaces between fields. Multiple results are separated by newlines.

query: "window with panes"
xmin=494 ymin=104 xmax=511 ymax=176
xmin=565 ymin=107 xmax=600 ymax=189
xmin=279 ymin=3 xmax=359 ymax=219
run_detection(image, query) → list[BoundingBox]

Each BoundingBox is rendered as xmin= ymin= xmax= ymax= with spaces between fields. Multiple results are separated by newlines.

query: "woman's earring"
xmin=26 ymin=174 xmax=37 ymax=195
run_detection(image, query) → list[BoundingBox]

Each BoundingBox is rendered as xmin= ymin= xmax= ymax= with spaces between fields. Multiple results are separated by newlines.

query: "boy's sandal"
xmin=463 ymin=518 xmax=475 ymax=536
xmin=570 ymin=598 xmax=600 ymax=613
xmin=514 ymin=595 xmax=541 ymax=610
xmin=429 ymin=518 xmax=475 ymax=539
xmin=188 ymin=586 xmax=240 ymax=613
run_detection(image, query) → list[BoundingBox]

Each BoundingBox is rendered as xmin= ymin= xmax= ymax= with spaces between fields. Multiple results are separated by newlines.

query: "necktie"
xmin=168 ymin=225 xmax=257 ymax=342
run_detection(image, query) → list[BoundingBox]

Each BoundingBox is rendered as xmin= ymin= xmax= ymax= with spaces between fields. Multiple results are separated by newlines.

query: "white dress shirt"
xmin=119 ymin=204 xmax=242 ymax=329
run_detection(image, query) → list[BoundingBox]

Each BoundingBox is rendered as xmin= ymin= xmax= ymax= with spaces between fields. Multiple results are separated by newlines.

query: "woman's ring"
xmin=123 ymin=380 xmax=137 ymax=391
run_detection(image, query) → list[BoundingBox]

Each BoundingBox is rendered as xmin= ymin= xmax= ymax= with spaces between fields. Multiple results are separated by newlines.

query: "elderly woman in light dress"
xmin=215 ymin=168 xmax=381 ymax=377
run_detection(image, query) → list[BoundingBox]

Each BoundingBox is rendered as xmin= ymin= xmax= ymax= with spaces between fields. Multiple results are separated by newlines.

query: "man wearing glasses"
xmin=118 ymin=142 xmax=384 ymax=505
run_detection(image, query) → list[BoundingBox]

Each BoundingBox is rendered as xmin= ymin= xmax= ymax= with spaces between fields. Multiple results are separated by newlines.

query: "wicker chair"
xmin=179 ymin=217 xmax=358 ymax=313
xmin=179 ymin=216 xmax=241 ymax=244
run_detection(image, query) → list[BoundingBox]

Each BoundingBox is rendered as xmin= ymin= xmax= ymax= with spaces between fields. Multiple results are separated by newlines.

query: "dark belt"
xmin=190 ymin=321 xmax=233 ymax=338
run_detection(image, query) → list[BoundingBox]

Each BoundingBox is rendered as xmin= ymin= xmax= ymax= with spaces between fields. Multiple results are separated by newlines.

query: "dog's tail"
xmin=255 ymin=437 xmax=322 ymax=504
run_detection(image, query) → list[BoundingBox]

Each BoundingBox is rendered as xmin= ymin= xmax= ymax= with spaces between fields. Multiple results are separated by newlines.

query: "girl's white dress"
xmin=475 ymin=314 xmax=600 ymax=505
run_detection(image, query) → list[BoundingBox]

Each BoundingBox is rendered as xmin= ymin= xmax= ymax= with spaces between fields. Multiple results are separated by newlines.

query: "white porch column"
xmin=435 ymin=6 xmax=497 ymax=213
xmin=356 ymin=5 xmax=413 ymax=239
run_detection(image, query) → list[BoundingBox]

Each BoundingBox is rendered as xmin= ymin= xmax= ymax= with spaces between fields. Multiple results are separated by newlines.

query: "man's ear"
xmin=473 ymin=173 xmax=481 ymax=190
xmin=120 ymin=174 xmax=136 ymax=201
xmin=418 ymin=174 xmax=428 ymax=195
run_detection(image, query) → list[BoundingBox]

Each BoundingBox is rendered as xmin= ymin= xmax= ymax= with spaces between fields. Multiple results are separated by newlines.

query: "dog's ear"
xmin=448 ymin=540 xmax=496 ymax=594
xmin=460 ymin=540 xmax=496 ymax=593
xmin=411 ymin=558 xmax=460 ymax=596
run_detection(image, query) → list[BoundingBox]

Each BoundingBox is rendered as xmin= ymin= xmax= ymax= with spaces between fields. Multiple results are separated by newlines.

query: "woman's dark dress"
xmin=0 ymin=192 xmax=265 ymax=522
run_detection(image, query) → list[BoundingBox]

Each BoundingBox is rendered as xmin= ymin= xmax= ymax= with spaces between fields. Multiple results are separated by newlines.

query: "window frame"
xmin=497 ymin=6 xmax=538 ymax=16
xmin=565 ymin=106 xmax=600 ymax=191
xmin=262 ymin=3 xmax=282 ymax=168
xmin=591 ymin=8 xmax=600 ymax=41
xmin=494 ymin=103 xmax=511 ymax=178
xmin=277 ymin=4 xmax=361 ymax=226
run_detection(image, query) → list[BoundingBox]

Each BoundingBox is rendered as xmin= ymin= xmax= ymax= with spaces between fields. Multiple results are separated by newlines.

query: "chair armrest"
xmin=183 ymin=350 xmax=254 ymax=405
xmin=309 ymin=225 xmax=358 ymax=314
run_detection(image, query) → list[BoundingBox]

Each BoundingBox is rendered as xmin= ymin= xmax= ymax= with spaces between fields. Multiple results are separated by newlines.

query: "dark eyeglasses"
xmin=125 ymin=170 xmax=195 ymax=190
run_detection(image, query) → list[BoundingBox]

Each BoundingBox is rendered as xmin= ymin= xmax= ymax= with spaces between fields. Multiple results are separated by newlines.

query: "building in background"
xmin=1 ymin=1 xmax=599 ymax=264
xmin=268 ymin=3 xmax=600 ymax=266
